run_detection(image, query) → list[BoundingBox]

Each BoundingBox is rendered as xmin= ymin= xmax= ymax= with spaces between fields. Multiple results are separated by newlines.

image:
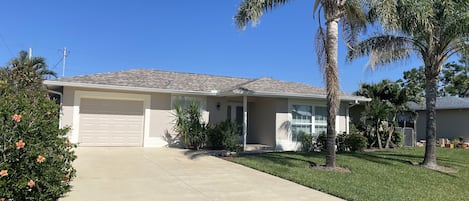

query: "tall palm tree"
xmin=235 ymin=0 xmax=367 ymax=168
xmin=10 ymin=50 xmax=57 ymax=78
xmin=347 ymin=0 xmax=469 ymax=168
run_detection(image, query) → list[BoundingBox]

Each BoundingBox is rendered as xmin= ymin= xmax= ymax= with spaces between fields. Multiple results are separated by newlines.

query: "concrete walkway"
xmin=61 ymin=147 xmax=343 ymax=201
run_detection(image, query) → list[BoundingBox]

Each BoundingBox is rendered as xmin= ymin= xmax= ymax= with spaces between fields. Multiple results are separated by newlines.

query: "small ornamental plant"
xmin=0 ymin=52 xmax=76 ymax=200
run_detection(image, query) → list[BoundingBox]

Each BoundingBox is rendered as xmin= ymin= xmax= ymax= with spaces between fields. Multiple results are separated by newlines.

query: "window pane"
xmin=227 ymin=106 xmax=232 ymax=120
xmin=314 ymin=106 xmax=327 ymax=135
xmin=292 ymin=125 xmax=312 ymax=142
xmin=314 ymin=125 xmax=327 ymax=136
xmin=292 ymin=105 xmax=312 ymax=124
xmin=315 ymin=106 xmax=327 ymax=124
xmin=173 ymin=96 xmax=205 ymax=110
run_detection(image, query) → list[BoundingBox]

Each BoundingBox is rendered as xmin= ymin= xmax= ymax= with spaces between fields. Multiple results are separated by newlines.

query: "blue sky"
xmin=0 ymin=0 xmax=422 ymax=93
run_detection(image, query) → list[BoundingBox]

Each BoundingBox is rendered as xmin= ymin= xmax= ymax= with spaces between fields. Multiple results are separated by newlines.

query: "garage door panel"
xmin=80 ymin=98 xmax=144 ymax=115
xmin=79 ymin=98 xmax=144 ymax=147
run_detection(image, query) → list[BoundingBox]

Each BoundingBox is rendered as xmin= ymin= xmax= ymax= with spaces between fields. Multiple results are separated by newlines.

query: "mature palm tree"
xmin=235 ymin=0 xmax=367 ymax=168
xmin=347 ymin=0 xmax=469 ymax=168
xmin=10 ymin=50 xmax=57 ymax=78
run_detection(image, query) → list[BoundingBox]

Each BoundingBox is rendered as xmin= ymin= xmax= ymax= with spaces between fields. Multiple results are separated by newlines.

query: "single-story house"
xmin=44 ymin=69 xmax=369 ymax=151
xmin=407 ymin=96 xmax=469 ymax=141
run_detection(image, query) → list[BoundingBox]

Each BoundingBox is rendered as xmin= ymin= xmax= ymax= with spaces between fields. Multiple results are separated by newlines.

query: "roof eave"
xmin=43 ymin=80 xmax=218 ymax=96
xmin=44 ymin=80 xmax=371 ymax=102
xmin=219 ymin=90 xmax=371 ymax=102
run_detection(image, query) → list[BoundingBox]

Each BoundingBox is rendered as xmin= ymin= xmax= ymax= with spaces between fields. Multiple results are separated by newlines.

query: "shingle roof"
xmin=54 ymin=69 xmax=251 ymax=92
xmin=46 ymin=68 xmax=368 ymax=101
xmin=407 ymin=96 xmax=469 ymax=110
xmin=232 ymin=77 xmax=327 ymax=95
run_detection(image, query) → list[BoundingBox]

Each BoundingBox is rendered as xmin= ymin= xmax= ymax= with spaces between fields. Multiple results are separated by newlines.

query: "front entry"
xmin=227 ymin=102 xmax=243 ymax=136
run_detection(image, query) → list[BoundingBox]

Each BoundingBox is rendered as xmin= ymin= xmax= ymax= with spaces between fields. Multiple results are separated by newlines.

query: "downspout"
xmin=243 ymin=95 xmax=248 ymax=151
xmin=48 ymin=89 xmax=63 ymax=129
xmin=347 ymin=100 xmax=360 ymax=134
xmin=346 ymin=104 xmax=350 ymax=134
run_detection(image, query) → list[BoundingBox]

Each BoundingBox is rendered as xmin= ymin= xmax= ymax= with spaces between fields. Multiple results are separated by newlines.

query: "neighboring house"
xmin=407 ymin=96 xmax=469 ymax=141
xmin=44 ymin=69 xmax=369 ymax=151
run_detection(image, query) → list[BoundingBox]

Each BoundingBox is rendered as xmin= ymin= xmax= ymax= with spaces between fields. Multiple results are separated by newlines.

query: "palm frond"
xmin=234 ymin=0 xmax=292 ymax=30
xmin=365 ymin=0 xmax=399 ymax=31
xmin=314 ymin=24 xmax=327 ymax=81
xmin=396 ymin=0 xmax=434 ymax=36
xmin=346 ymin=35 xmax=415 ymax=69
xmin=341 ymin=0 xmax=368 ymax=48
xmin=312 ymin=0 xmax=322 ymax=16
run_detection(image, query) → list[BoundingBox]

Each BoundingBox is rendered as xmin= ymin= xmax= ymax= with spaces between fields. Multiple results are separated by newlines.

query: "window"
xmin=290 ymin=104 xmax=328 ymax=142
xmin=172 ymin=95 xmax=205 ymax=110
xmin=314 ymin=106 xmax=327 ymax=135
xmin=291 ymin=105 xmax=312 ymax=142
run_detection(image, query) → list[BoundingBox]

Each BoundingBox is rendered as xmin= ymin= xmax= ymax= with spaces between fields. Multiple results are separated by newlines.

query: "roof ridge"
xmin=57 ymin=68 xmax=255 ymax=81
xmin=220 ymin=78 xmax=260 ymax=92
xmin=132 ymin=68 xmax=253 ymax=80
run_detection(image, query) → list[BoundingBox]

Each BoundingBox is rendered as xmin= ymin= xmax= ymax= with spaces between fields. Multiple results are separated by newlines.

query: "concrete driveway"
xmin=61 ymin=147 xmax=343 ymax=201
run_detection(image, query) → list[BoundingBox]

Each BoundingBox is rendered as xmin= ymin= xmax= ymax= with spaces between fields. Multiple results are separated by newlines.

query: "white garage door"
xmin=79 ymin=98 xmax=144 ymax=146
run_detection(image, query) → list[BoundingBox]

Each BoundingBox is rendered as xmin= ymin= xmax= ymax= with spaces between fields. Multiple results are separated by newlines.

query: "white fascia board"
xmin=43 ymin=80 xmax=218 ymax=96
xmin=44 ymin=80 xmax=371 ymax=102
xmin=219 ymin=90 xmax=371 ymax=102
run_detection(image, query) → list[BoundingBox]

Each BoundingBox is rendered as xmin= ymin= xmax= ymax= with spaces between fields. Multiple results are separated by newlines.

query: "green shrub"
xmin=336 ymin=132 xmax=348 ymax=152
xmin=393 ymin=130 xmax=403 ymax=148
xmin=317 ymin=132 xmax=327 ymax=151
xmin=173 ymin=101 xmax=207 ymax=150
xmin=298 ymin=131 xmax=314 ymax=152
xmin=345 ymin=133 xmax=368 ymax=152
xmin=207 ymin=120 xmax=240 ymax=151
xmin=0 ymin=64 xmax=76 ymax=200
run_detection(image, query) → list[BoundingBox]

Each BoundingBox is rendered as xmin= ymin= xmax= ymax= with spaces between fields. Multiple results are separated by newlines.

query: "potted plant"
xmin=458 ymin=136 xmax=468 ymax=149
xmin=450 ymin=138 xmax=460 ymax=149
xmin=444 ymin=138 xmax=453 ymax=148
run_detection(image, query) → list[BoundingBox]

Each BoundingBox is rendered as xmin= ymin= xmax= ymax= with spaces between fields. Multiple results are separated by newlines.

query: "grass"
xmin=231 ymin=148 xmax=468 ymax=201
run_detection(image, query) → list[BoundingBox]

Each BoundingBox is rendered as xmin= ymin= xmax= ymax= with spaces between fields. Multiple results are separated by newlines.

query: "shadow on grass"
xmin=239 ymin=152 xmax=325 ymax=168
xmin=345 ymin=152 xmax=459 ymax=177
xmin=376 ymin=152 xmax=468 ymax=169
xmin=344 ymin=152 xmax=397 ymax=166
xmin=182 ymin=149 xmax=227 ymax=160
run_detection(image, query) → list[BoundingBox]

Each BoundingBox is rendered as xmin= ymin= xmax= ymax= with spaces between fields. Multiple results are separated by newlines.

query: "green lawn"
xmin=231 ymin=148 xmax=468 ymax=201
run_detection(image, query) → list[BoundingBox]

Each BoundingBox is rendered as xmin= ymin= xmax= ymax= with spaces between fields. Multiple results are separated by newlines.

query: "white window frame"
xmin=171 ymin=94 xmax=208 ymax=123
xmin=288 ymin=101 xmax=327 ymax=142
xmin=313 ymin=106 xmax=327 ymax=136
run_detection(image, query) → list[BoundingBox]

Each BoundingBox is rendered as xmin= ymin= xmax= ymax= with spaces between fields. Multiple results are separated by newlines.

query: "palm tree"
xmin=347 ymin=0 xmax=469 ymax=168
xmin=10 ymin=50 xmax=57 ymax=78
xmin=235 ymin=0 xmax=367 ymax=168
xmin=356 ymin=80 xmax=409 ymax=149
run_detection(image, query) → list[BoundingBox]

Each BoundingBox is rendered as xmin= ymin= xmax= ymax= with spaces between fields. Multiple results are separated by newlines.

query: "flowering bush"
xmin=0 ymin=60 xmax=76 ymax=200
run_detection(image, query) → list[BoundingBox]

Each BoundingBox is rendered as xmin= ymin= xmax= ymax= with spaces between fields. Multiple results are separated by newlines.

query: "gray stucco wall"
xmin=416 ymin=109 xmax=469 ymax=141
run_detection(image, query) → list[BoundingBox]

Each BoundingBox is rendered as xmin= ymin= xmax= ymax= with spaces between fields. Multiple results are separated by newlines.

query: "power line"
xmin=0 ymin=33 xmax=14 ymax=57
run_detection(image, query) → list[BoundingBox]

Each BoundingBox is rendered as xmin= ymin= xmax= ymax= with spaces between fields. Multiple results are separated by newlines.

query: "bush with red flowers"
xmin=0 ymin=54 xmax=76 ymax=200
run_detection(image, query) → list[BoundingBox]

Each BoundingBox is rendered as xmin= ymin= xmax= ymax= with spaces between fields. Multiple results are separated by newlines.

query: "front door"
xmin=227 ymin=103 xmax=243 ymax=136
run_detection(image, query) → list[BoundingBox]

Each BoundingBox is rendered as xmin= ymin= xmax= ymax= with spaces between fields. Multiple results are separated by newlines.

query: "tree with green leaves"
xmin=347 ymin=0 xmax=469 ymax=168
xmin=440 ymin=54 xmax=469 ymax=97
xmin=9 ymin=50 xmax=57 ymax=78
xmin=400 ymin=53 xmax=469 ymax=98
xmin=399 ymin=66 xmax=426 ymax=102
xmin=235 ymin=0 xmax=369 ymax=169
xmin=0 ymin=52 xmax=75 ymax=200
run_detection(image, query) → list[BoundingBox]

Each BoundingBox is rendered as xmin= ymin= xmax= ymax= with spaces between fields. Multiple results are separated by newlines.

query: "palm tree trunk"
xmin=422 ymin=66 xmax=439 ymax=167
xmin=385 ymin=116 xmax=396 ymax=149
xmin=325 ymin=14 xmax=340 ymax=169
xmin=385 ymin=125 xmax=394 ymax=149
xmin=376 ymin=119 xmax=382 ymax=149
